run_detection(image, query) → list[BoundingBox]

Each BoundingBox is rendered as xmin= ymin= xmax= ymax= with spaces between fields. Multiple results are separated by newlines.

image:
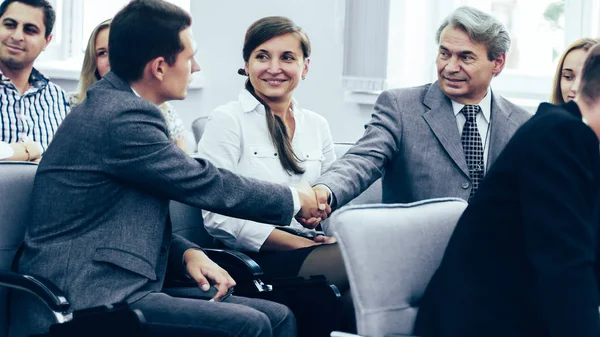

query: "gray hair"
xmin=435 ymin=6 xmax=510 ymax=61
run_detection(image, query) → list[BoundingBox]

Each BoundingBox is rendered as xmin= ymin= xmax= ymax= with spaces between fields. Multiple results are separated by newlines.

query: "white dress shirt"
xmin=451 ymin=87 xmax=492 ymax=172
xmin=196 ymin=89 xmax=336 ymax=252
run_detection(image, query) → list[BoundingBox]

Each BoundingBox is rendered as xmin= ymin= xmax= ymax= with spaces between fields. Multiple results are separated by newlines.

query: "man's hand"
xmin=312 ymin=185 xmax=331 ymax=209
xmin=313 ymin=235 xmax=337 ymax=245
xmin=295 ymin=183 xmax=330 ymax=228
xmin=24 ymin=141 xmax=42 ymax=161
xmin=183 ymin=249 xmax=235 ymax=301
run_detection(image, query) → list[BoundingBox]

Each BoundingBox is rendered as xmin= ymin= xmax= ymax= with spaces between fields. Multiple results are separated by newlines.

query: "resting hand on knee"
xmin=183 ymin=249 xmax=236 ymax=300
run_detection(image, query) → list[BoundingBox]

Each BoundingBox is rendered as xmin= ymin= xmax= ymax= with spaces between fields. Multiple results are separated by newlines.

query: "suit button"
xmin=160 ymin=246 xmax=168 ymax=254
xmin=461 ymin=182 xmax=470 ymax=189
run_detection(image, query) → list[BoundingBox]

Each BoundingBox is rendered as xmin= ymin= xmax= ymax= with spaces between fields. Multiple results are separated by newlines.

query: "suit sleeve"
xmin=103 ymin=106 xmax=294 ymax=227
xmin=166 ymin=233 xmax=200 ymax=281
xmin=521 ymin=118 xmax=600 ymax=337
xmin=315 ymin=90 xmax=402 ymax=209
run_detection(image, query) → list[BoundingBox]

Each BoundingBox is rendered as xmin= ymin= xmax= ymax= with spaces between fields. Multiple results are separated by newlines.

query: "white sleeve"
xmin=319 ymin=116 xmax=337 ymax=174
xmin=0 ymin=142 xmax=14 ymax=160
xmin=196 ymin=108 xmax=276 ymax=252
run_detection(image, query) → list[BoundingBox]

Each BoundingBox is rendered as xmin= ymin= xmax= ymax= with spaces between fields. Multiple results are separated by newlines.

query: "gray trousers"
xmin=130 ymin=292 xmax=297 ymax=337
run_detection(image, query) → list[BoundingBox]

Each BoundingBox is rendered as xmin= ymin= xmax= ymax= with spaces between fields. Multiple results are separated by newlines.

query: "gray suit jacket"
xmin=316 ymin=81 xmax=531 ymax=208
xmin=10 ymin=72 xmax=295 ymax=336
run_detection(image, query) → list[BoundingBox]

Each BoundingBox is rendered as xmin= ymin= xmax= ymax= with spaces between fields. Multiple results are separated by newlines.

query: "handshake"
xmin=294 ymin=183 xmax=332 ymax=229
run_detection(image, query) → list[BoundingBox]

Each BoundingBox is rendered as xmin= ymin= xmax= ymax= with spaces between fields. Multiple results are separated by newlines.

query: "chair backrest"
xmin=169 ymin=201 xmax=217 ymax=249
xmin=191 ymin=116 xmax=209 ymax=146
xmin=0 ymin=162 xmax=38 ymax=337
xmin=332 ymin=143 xmax=382 ymax=205
xmin=331 ymin=198 xmax=468 ymax=337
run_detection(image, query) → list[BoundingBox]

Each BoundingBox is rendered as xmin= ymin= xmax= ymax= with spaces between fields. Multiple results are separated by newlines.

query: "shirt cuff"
xmin=0 ymin=142 xmax=14 ymax=160
xmin=289 ymin=186 xmax=301 ymax=216
xmin=314 ymin=184 xmax=335 ymax=207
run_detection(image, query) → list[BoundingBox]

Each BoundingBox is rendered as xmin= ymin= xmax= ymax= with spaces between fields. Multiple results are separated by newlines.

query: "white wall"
xmin=54 ymin=0 xmax=374 ymax=144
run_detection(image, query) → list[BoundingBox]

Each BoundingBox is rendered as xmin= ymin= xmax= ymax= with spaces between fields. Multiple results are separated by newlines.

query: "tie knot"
xmin=461 ymin=105 xmax=480 ymax=122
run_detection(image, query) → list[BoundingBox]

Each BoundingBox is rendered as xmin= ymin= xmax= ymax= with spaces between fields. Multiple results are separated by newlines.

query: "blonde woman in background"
xmin=550 ymin=38 xmax=599 ymax=104
xmin=69 ymin=19 xmax=189 ymax=151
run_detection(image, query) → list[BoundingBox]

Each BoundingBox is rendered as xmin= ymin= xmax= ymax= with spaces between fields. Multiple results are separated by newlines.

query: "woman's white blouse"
xmin=196 ymin=89 xmax=336 ymax=252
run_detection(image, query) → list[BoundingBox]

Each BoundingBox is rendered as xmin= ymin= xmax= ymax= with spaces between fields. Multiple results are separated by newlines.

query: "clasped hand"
xmin=294 ymin=183 xmax=331 ymax=229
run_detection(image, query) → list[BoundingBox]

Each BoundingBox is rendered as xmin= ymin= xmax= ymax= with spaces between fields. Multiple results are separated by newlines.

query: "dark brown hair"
xmin=109 ymin=0 xmax=191 ymax=82
xmin=239 ymin=16 xmax=311 ymax=175
xmin=0 ymin=0 xmax=55 ymax=38
xmin=580 ymin=44 xmax=600 ymax=104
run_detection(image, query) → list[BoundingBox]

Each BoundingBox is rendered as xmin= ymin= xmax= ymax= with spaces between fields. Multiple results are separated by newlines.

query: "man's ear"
xmin=491 ymin=53 xmax=506 ymax=77
xmin=43 ymin=33 xmax=53 ymax=50
xmin=150 ymin=57 xmax=166 ymax=81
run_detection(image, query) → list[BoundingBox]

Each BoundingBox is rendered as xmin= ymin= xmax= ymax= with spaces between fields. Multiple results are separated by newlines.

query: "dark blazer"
xmin=414 ymin=101 xmax=600 ymax=337
xmin=315 ymin=82 xmax=531 ymax=208
xmin=10 ymin=72 xmax=295 ymax=335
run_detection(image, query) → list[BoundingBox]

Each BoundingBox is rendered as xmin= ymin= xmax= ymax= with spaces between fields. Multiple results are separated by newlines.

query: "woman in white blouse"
xmin=197 ymin=16 xmax=352 ymax=325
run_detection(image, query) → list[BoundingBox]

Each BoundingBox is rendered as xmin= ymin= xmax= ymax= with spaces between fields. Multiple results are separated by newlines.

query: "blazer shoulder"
xmin=521 ymin=103 xmax=593 ymax=145
xmin=376 ymin=84 xmax=431 ymax=113
xmin=88 ymin=82 xmax=157 ymax=115
xmin=493 ymin=94 xmax=532 ymax=122
xmin=383 ymin=83 xmax=431 ymax=102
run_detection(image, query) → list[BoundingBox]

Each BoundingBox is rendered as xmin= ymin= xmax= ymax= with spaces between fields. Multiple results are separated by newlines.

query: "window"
xmin=344 ymin=0 xmax=600 ymax=109
xmin=35 ymin=0 xmax=191 ymax=79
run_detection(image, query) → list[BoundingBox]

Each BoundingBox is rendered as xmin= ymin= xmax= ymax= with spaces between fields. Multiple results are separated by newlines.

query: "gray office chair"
xmin=0 ymin=162 xmax=151 ymax=336
xmin=191 ymin=116 xmax=209 ymax=145
xmin=330 ymin=198 xmax=468 ymax=337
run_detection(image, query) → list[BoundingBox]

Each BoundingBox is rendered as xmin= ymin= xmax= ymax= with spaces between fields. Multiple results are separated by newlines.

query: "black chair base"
xmin=253 ymin=275 xmax=343 ymax=337
xmin=40 ymin=302 xmax=146 ymax=337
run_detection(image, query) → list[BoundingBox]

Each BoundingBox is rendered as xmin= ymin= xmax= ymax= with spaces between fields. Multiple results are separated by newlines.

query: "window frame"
xmin=34 ymin=0 xmax=204 ymax=88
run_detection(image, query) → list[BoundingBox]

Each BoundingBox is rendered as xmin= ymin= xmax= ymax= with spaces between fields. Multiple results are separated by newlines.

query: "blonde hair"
xmin=74 ymin=19 xmax=111 ymax=105
xmin=550 ymin=37 xmax=599 ymax=104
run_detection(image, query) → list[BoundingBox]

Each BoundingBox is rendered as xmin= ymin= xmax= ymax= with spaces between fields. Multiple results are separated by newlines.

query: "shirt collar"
xmin=130 ymin=87 xmax=141 ymax=97
xmin=238 ymin=88 xmax=301 ymax=115
xmin=0 ymin=67 xmax=49 ymax=90
xmin=451 ymin=86 xmax=492 ymax=123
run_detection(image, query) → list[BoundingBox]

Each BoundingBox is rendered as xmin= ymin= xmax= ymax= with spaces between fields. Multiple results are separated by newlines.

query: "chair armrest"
xmin=0 ymin=270 xmax=70 ymax=312
xmin=331 ymin=332 xmax=368 ymax=337
xmin=203 ymin=248 xmax=272 ymax=294
xmin=331 ymin=333 xmax=417 ymax=337
xmin=204 ymin=248 xmax=263 ymax=278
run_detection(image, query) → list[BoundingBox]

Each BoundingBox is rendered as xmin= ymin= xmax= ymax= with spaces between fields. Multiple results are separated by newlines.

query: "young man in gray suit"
xmin=10 ymin=1 xmax=328 ymax=336
xmin=309 ymin=6 xmax=531 ymax=214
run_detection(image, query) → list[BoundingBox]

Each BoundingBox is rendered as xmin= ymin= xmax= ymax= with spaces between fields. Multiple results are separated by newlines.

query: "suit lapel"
xmin=488 ymin=93 xmax=519 ymax=167
xmin=422 ymin=82 xmax=469 ymax=177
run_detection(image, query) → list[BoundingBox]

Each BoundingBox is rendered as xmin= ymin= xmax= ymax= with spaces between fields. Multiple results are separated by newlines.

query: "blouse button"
xmin=254 ymin=152 xmax=257 ymax=155
xmin=274 ymin=153 xmax=278 ymax=156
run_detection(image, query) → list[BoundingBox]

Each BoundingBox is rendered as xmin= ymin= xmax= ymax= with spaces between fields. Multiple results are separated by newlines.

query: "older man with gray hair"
xmin=309 ymin=6 xmax=531 ymax=214
xmin=415 ymin=43 xmax=600 ymax=337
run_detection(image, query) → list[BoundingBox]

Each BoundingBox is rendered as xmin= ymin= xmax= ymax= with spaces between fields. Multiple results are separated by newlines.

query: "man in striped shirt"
xmin=0 ymin=0 xmax=69 ymax=161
